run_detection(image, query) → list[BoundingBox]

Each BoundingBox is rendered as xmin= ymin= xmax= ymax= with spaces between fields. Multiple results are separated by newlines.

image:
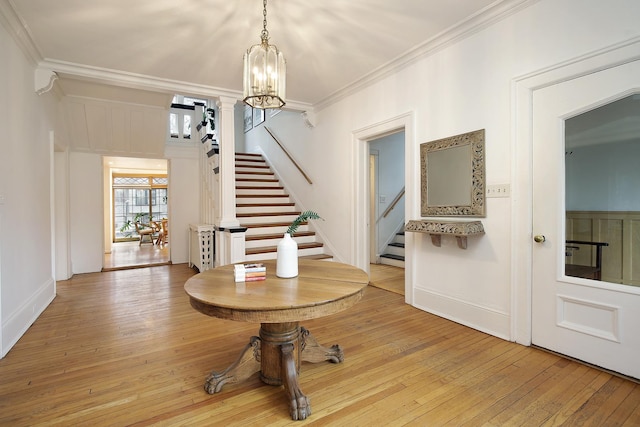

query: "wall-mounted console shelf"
xmin=405 ymin=220 xmax=484 ymax=249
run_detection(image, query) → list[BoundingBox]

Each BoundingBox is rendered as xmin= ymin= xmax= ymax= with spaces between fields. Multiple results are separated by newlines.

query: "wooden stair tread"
xmin=246 ymin=231 xmax=315 ymax=241
xmin=380 ymin=253 xmax=405 ymax=261
xmin=235 ymin=178 xmax=279 ymax=182
xmin=236 ymin=165 xmax=270 ymax=169
xmin=241 ymin=221 xmax=309 ymax=228
xmin=237 ymin=211 xmax=301 ymax=218
xmin=236 ymin=185 xmax=284 ymax=190
xmin=237 ymin=202 xmax=295 ymax=207
xmin=236 ymin=194 xmax=290 ymax=198
xmin=235 ymin=158 xmax=266 ymax=163
xmin=300 ymin=254 xmax=333 ymax=260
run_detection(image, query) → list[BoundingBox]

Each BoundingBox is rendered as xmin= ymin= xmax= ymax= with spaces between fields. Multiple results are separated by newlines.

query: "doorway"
xmin=531 ymin=59 xmax=640 ymax=379
xmin=353 ymin=113 xmax=413 ymax=303
xmin=103 ymin=156 xmax=170 ymax=270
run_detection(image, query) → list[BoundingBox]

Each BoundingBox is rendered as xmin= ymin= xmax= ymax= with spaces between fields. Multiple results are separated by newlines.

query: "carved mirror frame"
xmin=420 ymin=129 xmax=486 ymax=217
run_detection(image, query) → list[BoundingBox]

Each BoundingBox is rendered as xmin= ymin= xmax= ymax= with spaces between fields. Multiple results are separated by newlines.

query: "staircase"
xmin=235 ymin=153 xmax=331 ymax=262
xmin=380 ymin=231 xmax=405 ymax=267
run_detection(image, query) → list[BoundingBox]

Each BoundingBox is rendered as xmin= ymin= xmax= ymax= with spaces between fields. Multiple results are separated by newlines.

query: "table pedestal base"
xmin=204 ymin=322 xmax=343 ymax=421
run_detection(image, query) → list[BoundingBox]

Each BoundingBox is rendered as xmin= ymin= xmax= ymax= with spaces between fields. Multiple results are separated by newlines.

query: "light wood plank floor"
xmin=103 ymin=241 xmax=170 ymax=271
xmin=1 ymin=263 xmax=639 ymax=426
xmin=370 ymin=263 xmax=404 ymax=295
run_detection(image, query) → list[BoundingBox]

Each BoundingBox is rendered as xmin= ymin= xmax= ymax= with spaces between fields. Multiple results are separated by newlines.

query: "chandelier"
xmin=243 ymin=0 xmax=286 ymax=109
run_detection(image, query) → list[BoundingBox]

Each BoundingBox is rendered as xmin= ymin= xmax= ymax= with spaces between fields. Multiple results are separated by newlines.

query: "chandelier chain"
xmin=261 ymin=0 xmax=269 ymax=41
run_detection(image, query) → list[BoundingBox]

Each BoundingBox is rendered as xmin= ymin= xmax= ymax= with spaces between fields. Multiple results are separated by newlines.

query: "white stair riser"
xmin=235 ymin=180 xmax=280 ymax=188
xmin=244 ymin=225 xmax=310 ymax=235
xmin=244 ymin=246 xmax=325 ymax=262
xmin=236 ymin=171 xmax=275 ymax=177
xmin=245 ymin=235 xmax=317 ymax=248
xmin=380 ymin=257 xmax=405 ymax=268
xmin=236 ymin=188 xmax=286 ymax=196
xmin=239 ymin=214 xmax=300 ymax=225
xmin=394 ymin=234 xmax=405 ymax=244
xmin=236 ymin=196 xmax=291 ymax=204
xmin=386 ymin=246 xmax=405 ymax=256
xmin=237 ymin=205 xmax=297 ymax=214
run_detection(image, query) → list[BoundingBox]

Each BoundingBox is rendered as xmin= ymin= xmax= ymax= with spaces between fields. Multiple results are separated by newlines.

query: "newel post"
xmin=214 ymin=96 xmax=244 ymax=266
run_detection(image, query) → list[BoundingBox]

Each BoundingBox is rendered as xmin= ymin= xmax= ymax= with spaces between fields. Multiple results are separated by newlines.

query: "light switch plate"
xmin=487 ymin=184 xmax=510 ymax=198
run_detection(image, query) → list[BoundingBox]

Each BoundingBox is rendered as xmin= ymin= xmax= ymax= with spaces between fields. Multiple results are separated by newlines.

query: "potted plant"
xmin=277 ymin=211 xmax=322 ymax=278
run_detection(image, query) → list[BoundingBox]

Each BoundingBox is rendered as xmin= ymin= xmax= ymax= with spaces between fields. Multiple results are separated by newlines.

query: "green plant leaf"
xmin=286 ymin=210 xmax=322 ymax=236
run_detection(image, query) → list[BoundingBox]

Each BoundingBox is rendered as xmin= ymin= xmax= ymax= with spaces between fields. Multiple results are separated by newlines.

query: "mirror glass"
xmin=564 ymin=94 xmax=640 ymax=286
xmin=420 ymin=129 xmax=485 ymax=217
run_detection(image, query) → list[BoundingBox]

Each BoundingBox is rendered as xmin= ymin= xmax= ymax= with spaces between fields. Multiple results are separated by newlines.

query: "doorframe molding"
xmin=511 ymin=36 xmax=640 ymax=345
xmin=352 ymin=112 xmax=415 ymax=304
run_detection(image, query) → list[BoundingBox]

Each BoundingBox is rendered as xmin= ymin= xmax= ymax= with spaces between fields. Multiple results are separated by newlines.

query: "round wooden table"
xmin=184 ymin=259 xmax=369 ymax=421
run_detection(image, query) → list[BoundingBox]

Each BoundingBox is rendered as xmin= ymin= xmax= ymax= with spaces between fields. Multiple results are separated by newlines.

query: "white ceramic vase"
xmin=276 ymin=232 xmax=298 ymax=278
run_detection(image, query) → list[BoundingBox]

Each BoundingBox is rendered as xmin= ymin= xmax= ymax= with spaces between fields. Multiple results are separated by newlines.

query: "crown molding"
xmin=39 ymin=59 xmax=242 ymax=101
xmin=0 ymin=0 xmax=43 ymax=65
xmin=35 ymin=68 xmax=58 ymax=95
xmin=313 ymin=0 xmax=540 ymax=111
xmin=37 ymin=59 xmax=313 ymax=112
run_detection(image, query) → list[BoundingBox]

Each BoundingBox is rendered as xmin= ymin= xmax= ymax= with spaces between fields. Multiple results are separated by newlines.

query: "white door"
xmin=532 ymin=59 xmax=640 ymax=379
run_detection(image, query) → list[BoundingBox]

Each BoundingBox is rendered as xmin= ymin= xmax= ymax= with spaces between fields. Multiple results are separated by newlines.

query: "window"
xmin=167 ymin=95 xmax=215 ymax=142
xmin=168 ymin=95 xmax=209 ymax=142
xmin=113 ymin=174 xmax=168 ymax=241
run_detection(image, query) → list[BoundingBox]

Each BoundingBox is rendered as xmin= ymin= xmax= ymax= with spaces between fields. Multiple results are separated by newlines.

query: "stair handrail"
xmin=264 ymin=127 xmax=313 ymax=185
xmin=378 ymin=187 xmax=405 ymax=222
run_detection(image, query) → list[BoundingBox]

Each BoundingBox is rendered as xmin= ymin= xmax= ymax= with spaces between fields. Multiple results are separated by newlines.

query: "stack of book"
xmin=234 ymin=263 xmax=266 ymax=282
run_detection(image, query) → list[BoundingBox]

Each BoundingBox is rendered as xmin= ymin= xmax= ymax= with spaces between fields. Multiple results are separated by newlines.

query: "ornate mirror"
xmin=420 ymin=129 xmax=485 ymax=217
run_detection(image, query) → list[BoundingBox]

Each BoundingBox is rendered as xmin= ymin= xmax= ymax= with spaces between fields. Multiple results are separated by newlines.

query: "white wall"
xmin=247 ymin=0 xmax=640 ymax=340
xmin=0 ymin=20 xmax=57 ymax=356
xmin=63 ymin=97 xmax=166 ymax=157
xmin=166 ymin=145 xmax=201 ymax=264
xmin=69 ymin=152 xmax=104 ymax=274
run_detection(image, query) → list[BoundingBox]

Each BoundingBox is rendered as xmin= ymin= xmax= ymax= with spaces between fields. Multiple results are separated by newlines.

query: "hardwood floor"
xmin=103 ymin=240 xmax=170 ymax=271
xmin=1 ymin=263 xmax=639 ymax=426
xmin=369 ymin=263 xmax=404 ymax=295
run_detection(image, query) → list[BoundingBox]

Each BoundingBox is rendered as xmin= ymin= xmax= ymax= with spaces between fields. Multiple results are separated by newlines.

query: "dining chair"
xmin=134 ymin=221 xmax=155 ymax=245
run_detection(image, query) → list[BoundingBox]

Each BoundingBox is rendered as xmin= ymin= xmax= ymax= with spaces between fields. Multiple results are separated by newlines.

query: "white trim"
xmin=0 ymin=0 xmax=43 ymax=65
xmin=2 ymin=278 xmax=55 ymax=357
xmin=352 ymin=112 xmax=415 ymax=305
xmin=38 ymin=59 xmax=314 ymax=113
xmin=414 ymin=287 xmax=511 ymax=341
xmin=511 ymin=36 xmax=640 ymax=346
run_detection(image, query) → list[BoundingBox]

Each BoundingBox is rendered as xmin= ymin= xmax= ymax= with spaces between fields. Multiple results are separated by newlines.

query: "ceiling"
xmin=7 ymin=0 xmax=528 ymax=109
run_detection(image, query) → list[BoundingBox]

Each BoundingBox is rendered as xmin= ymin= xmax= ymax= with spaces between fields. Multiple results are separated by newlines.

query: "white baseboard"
xmin=413 ymin=287 xmax=511 ymax=341
xmin=2 ymin=278 xmax=56 ymax=358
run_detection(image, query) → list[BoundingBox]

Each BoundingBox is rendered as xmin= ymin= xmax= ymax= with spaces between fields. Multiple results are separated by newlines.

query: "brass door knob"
xmin=534 ymin=235 xmax=546 ymax=243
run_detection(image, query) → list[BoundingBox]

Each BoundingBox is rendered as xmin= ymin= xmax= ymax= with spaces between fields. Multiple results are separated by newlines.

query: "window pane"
xmin=170 ymin=113 xmax=179 ymax=138
xmin=183 ymin=115 xmax=191 ymax=139
xmin=152 ymin=188 xmax=169 ymax=219
xmin=114 ymin=177 xmax=149 ymax=186
xmin=153 ymin=177 xmax=168 ymax=185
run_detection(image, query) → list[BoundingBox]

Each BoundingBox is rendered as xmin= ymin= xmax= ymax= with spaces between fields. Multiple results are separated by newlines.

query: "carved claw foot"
xmin=204 ymin=336 xmax=261 ymax=394
xmin=281 ymin=343 xmax=311 ymax=421
xmin=300 ymin=327 xmax=344 ymax=363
